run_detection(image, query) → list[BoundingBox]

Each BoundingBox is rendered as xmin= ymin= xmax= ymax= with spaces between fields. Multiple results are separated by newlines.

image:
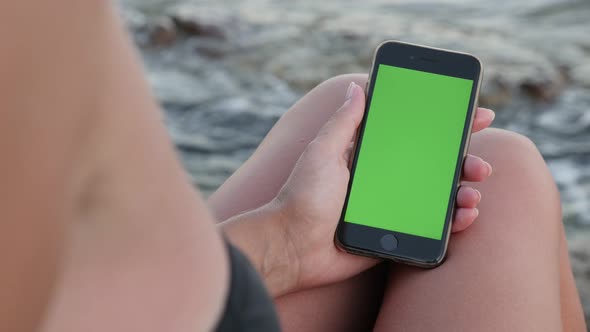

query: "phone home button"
xmin=380 ymin=234 xmax=398 ymax=251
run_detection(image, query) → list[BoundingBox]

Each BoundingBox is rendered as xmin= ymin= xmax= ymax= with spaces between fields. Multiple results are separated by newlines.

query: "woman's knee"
xmin=467 ymin=128 xmax=561 ymax=241
xmin=471 ymin=128 xmax=545 ymax=167
xmin=470 ymin=128 xmax=558 ymax=198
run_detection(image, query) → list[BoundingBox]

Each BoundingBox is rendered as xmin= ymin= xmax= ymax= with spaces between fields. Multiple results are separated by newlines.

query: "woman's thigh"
xmin=208 ymin=74 xmax=388 ymax=331
xmin=373 ymin=128 xmax=585 ymax=332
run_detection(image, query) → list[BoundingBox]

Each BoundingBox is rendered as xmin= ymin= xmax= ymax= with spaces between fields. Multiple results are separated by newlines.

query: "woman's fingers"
xmin=462 ymin=154 xmax=492 ymax=182
xmin=455 ymin=109 xmax=494 ymax=233
xmin=453 ymin=186 xmax=483 ymax=233
xmin=456 ymin=186 xmax=481 ymax=209
xmin=451 ymin=207 xmax=479 ymax=233
xmin=472 ymin=107 xmax=495 ymax=133
xmin=313 ymin=82 xmax=365 ymax=154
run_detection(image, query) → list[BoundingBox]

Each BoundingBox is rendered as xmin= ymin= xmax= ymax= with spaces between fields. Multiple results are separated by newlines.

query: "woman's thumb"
xmin=314 ymin=82 xmax=366 ymax=153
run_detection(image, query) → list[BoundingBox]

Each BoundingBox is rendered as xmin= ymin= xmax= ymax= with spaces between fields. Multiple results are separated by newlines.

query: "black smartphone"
xmin=335 ymin=40 xmax=483 ymax=268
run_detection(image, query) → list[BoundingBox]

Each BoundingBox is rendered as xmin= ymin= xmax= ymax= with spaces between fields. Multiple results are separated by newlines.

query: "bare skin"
xmin=209 ymin=74 xmax=586 ymax=331
xmin=1 ymin=2 xmax=226 ymax=331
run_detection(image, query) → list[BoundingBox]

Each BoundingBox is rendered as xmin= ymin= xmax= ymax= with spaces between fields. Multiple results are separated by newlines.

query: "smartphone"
xmin=335 ymin=40 xmax=483 ymax=268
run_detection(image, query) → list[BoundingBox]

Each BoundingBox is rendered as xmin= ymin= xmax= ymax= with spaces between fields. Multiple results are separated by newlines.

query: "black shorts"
xmin=215 ymin=242 xmax=281 ymax=332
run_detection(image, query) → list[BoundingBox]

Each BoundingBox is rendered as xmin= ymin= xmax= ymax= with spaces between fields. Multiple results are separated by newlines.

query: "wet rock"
xmin=520 ymin=80 xmax=559 ymax=102
xmin=571 ymin=63 xmax=590 ymax=88
xmin=194 ymin=41 xmax=232 ymax=59
xmin=535 ymin=103 xmax=590 ymax=137
xmin=121 ymin=8 xmax=149 ymax=32
xmin=169 ymin=6 xmax=229 ymax=39
xmin=479 ymin=76 xmax=513 ymax=108
xmin=147 ymin=16 xmax=177 ymax=47
xmin=520 ymin=70 xmax=567 ymax=102
xmin=147 ymin=68 xmax=213 ymax=105
xmin=558 ymin=65 xmax=572 ymax=83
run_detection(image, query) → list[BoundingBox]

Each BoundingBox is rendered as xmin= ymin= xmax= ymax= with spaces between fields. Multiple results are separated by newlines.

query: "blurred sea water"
xmin=120 ymin=0 xmax=590 ymax=323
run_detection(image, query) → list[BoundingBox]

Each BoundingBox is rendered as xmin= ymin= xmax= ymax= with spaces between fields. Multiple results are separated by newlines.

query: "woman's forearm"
xmin=220 ymin=202 xmax=299 ymax=297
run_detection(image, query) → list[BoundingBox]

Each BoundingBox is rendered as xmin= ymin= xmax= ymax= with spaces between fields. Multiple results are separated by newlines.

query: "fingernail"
xmin=474 ymin=208 xmax=480 ymax=218
xmin=485 ymin=162 xmax=493 ymax=176
xmin=345 ymin=82 xmax=356 ymax=101
xmin=489 ymin=110 xmax=496 ymax=122
xmin=474 ymin=189 xmax=482 ymax=203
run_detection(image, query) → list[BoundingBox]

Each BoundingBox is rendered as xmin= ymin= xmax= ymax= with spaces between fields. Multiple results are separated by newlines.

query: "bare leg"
xmin=559 ymin=227 xmax=586 ymax=331
xmin=373 ymin=128 xmax=586 ymax=332
xmin=208 ymin=74 xmax=387 ymax=331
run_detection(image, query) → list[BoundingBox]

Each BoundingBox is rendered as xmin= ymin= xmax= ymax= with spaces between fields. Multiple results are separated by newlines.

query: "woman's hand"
xmin=222 ymin=82 xmax=494 ymax=297
xmin=274 ymin=82 xmax=494 ymax=291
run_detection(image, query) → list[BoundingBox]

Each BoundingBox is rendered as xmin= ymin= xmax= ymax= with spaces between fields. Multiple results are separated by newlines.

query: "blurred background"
xmin=120 ymin=0 xmax=590 ymax=324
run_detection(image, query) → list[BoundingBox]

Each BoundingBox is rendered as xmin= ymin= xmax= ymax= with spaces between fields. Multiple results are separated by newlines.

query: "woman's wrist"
xmin=219 ymin=201 xmax=299 ymax=297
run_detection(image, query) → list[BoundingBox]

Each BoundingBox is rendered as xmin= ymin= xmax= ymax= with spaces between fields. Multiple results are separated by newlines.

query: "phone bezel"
xmin=335 ymin=40 xmax=483 ymax=268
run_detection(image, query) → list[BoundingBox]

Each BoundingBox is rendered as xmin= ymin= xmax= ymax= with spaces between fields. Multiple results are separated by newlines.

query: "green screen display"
xmin=344 ymin=64 xmax=473 ymax=240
